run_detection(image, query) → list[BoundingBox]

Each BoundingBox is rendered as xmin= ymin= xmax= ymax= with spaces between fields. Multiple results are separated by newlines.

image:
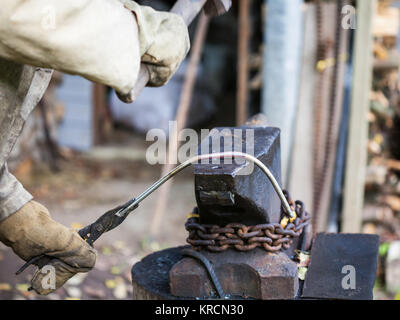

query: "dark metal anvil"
xmin=194 ymin=114 xmax=282 ymax=225
xmin=169 ymin=114 xmax=302 ymax=299
xmin=131 ymin=115 xmax=379 ymax=300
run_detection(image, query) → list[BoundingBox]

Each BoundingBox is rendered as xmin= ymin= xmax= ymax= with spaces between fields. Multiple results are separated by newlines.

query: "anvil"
xmin=131 ymin=115 xmax=379 ymax=300
xmin=194 ymin=115 xmax=282 ymax=225
xmin=170 ymin=114 xmax=301 ymax=299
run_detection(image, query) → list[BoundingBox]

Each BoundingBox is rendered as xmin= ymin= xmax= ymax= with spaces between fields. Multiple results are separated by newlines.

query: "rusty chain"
xmin=185 ymin=190 xmax=310 ymax=253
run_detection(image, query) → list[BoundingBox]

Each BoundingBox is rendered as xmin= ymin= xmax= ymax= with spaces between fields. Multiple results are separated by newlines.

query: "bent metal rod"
xmin=116 ymin=151 xmax=295 ymax=220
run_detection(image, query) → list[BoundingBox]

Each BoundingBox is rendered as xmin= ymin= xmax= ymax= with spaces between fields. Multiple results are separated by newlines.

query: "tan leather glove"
xmin=0 ymin=201 xmax=96 ymax=295
xmin=121 ymin=0 xmax=190 ymax=87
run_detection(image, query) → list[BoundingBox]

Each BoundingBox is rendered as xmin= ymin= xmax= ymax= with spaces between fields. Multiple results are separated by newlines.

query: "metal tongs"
xmin=16 ymin=152 xmax=294 ymax=275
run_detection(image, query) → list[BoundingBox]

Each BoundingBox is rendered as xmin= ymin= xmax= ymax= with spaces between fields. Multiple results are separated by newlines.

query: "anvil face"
xmin=194 ymin=126 xmax=282 ymax=225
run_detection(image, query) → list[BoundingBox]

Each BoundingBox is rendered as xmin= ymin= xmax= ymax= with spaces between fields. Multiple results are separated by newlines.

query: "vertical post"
xmin=261 ymin=0 xmax=303 ymax=185
xmin=92 ymin=83 xmax=111 ymax=145
xmin=236 ymin=0 xmax=251 ymax=126
xmin=342 ymin=0 xmax=375 ymax=233
xmin=288 ymin=3 xmax=317 ymax=213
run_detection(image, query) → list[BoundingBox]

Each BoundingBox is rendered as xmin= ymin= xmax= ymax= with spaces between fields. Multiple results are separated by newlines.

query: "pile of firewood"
xmin=364 ymin=0 xmax=400 ymax=299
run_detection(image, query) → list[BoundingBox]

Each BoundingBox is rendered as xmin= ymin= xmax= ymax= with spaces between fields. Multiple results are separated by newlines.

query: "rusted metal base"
xmin=131 ymin=246 xmax=299 ymax=300
xmin=131 ymin=246 xmax=188 ymax=300
xmin=170 ymin=248 xmax=299 ymax=300
xmin=131 ymin=235 xmax=379 ymax=300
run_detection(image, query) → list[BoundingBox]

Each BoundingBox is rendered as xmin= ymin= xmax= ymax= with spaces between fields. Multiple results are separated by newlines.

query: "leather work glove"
xmin=121 ymin=0 xmax=190 ymax=87
xmin=0 ymin=201 xmax=96 ymax=295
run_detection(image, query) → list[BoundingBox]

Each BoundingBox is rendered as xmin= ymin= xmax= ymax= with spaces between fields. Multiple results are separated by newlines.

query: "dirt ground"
xmin=0 ymin=136 xmax=196 ymax=300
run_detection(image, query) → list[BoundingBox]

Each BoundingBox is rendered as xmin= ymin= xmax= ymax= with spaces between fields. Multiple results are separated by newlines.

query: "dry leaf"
xmin=298 ymin=267 xmax=308 ymax=281
xmin=70 ymin=222 xmax=83 ymax=230
xmin=105 ymin=279 xmax=117 ymax=289
xmin=16 ymin=284 xmax=29 ymax=292
xmin=0 ymin=283 xmax=12 ymax=291
xmin=110 ymin=266 xmax=122 ymax=275
xmin=102 ymin=247 xmax=112 ymax=256
xmin=296 ymin=250 xmax=310 ymax=268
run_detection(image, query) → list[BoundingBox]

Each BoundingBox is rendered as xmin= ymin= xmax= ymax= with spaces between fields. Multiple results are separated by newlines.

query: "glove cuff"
xmin=119 ymin=0 xmax=190 ymax=87
xmin=119 ymin=0 xmax=161 ymax=56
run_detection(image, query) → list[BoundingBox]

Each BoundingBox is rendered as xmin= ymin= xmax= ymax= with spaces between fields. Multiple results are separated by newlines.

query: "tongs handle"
xmin=15 ymin=198 xmax=138 ymax=275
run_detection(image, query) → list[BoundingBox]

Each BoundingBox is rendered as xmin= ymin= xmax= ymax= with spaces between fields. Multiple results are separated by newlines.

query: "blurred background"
xmin=1 ymin=0 xmax=400 ymax=300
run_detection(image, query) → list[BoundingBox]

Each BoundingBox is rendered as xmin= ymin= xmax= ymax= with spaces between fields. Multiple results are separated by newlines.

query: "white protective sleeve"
xmin=0 ymin=0 xmax=141 ymax=95
xmin=0 ymin=164 xmax=33 ymax=222
xmin=0 ymin=0 xmax=189 ymax=221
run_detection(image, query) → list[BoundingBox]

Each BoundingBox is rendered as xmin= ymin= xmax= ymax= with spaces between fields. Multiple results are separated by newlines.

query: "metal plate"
xmin=302 ymin=233 xmax=379 ymax=300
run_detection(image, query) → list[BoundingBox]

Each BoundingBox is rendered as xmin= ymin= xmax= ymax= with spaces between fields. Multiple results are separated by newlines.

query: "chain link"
xmin=185 ymin=190 xmax=310 ymax=253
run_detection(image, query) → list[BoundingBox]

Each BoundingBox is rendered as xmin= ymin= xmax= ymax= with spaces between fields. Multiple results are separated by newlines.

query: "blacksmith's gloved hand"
xmin=121 ymin=0 xmax=190 ymax=87
xmin=0 ymin=201 xmax=96 ymax=295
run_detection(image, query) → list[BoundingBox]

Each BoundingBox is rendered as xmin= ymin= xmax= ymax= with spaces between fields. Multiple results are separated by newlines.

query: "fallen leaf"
xmin=0 ymin=283 xmax=12 ymax=291
xmin=150 ymin=241 xmax=161 ymax=252
xmin=70 ymin=222 xmax=83 ymax=230
xmin=105 ymin=279 xmax=117 ymax=289
xmin=102 ymin=247 xmax=112 ymax=256
xmin=16 ymin=284 xmax=29 ymax=292
xmin=16 ymin=283 xmax=35 ymax=299
xmin=298 ymin=267 xmax=308 ymax=281
xmin=65 ymin=297 xmax=81 ymax=300
xmin=295 ymin=250 xmax=310 ymax=267
xmin=110 ymin=266 xmax=122 ymax=275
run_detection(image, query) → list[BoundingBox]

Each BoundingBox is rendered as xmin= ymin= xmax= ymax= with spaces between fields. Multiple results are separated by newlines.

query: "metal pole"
xmin=236 ymin=0 xmax=251 ymax=126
